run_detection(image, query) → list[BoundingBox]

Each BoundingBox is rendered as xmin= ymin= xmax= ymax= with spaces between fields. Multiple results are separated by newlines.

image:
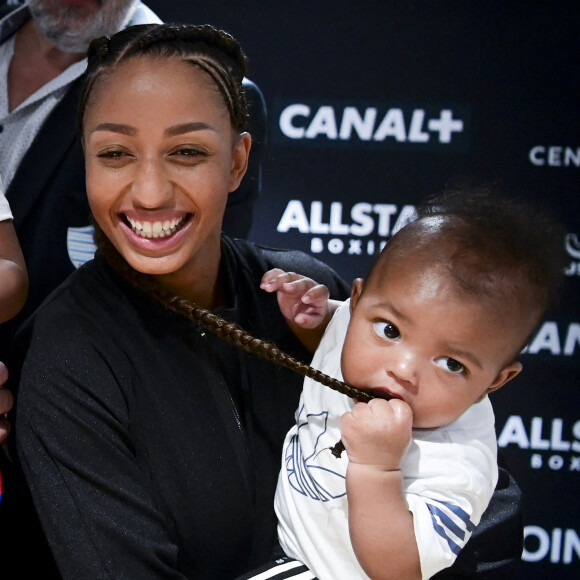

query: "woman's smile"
xmin=124 ymin=215 xmax=190 ymax=239
xmin=117 ymin=211 xmax=194 ymax=254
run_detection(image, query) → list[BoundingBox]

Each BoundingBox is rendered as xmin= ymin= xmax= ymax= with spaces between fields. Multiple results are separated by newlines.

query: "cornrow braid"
xmin=163 ymin=297 xmax=373 ymax=405
xmin=80 ymin=23 xmax=248 ymax=132
xmin=189 ymin=55 xmax=242 ymax=128
xmin=134 ymin=23 xmax=246 ymax=75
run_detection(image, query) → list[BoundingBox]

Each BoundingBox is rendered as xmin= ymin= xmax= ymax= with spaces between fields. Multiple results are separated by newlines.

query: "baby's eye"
xmin=434 ymin=357 xmax=465 ymax=375
xmin=372 ymin=321 xmax=400 ymax=341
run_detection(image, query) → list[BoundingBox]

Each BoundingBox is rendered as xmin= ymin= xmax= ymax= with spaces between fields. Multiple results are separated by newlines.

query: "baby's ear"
xmin=475 ymin=362 xmax=522 ymax=403
xmin=350 ymin=278 xmax=364 ymax=312
xmin=487 ymin=361 xmax=523 ymax=395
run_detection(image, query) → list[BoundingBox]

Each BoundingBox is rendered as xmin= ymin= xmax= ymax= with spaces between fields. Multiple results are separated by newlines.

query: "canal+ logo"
xmin=274 ymin=100 xmax=469 ymax=149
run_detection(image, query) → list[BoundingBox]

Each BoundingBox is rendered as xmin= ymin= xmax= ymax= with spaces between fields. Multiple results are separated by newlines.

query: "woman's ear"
xmin=350 ymin=278 xmax=365 ymax=313
xmin=229 ymin=132 xmax=251 ymax=192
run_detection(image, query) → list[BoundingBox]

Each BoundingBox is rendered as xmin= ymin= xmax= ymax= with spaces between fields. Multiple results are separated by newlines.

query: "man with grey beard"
xmin=0 ymin=0 xmax=265 ymax=358
xmin=23 ymin=0 xmax=142 ymax=53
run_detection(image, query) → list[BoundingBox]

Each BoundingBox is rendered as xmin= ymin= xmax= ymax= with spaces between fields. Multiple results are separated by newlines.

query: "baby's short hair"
xmin=372 ymin=186 xmax=566 ymax=341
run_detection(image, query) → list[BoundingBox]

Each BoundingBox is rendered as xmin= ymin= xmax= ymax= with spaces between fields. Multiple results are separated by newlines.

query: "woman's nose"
xmin=131 ymin=158 xmax=174 ymax=208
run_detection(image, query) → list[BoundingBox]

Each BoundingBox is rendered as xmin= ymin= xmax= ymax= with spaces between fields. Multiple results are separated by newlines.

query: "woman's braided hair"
xmin=79 ymin=23 xmax=249 ymax=132
xmin=93 ymin=224 xmax=373 ymax=405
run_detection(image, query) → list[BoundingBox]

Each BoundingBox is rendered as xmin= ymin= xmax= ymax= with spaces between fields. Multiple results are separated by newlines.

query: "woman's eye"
xmin=168 ymin=147 xmax=207 ymax=165
xmin=434 ymin=357 xmax=465 ymax=375
xmin=97 ymin=149 xmax=127 ymax=159
xmin=372 ymin=321 xmax=400 ymax=340
xmin=173 ymin=148 xmax=204 ymax=158
xmin=95 ymin=149 xmax=132 ymax=166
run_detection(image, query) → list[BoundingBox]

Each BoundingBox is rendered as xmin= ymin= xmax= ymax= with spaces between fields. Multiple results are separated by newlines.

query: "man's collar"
xmin=0 ymin=3 xmax=30 ymax=44
xmin=128 ymin=2 xmax=162 ymax=27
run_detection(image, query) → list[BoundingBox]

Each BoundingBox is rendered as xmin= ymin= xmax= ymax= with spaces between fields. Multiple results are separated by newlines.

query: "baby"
xmin=262 ymin=189 xmax=564 ymax=579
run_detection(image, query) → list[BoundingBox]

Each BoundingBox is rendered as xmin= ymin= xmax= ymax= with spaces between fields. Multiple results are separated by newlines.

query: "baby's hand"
xmin=341 ymin=398 xmax=412 ymax=471
xmin=261 ymin=268 xmax=330 ymax=329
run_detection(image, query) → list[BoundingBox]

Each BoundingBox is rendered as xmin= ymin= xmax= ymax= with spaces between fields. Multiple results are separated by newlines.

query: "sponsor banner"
xmin=498 ymin=414 xmax=580 ymax=471
xmin=523 ymin=526 xmax=580 ymax=569
xmin=273 ymin=100 xmax=470 ymax=150
xmin=565 ymin=234 xmax=580 ymax=276
xmin=529 ymin=146 xmax=580 ymax=168
xmin=523 ymin=321 xmax=580 ymax=357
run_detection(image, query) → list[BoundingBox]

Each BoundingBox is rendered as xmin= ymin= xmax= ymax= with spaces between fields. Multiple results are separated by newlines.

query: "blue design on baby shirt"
xmin=284 ymin=404 xmax=346 ymax=501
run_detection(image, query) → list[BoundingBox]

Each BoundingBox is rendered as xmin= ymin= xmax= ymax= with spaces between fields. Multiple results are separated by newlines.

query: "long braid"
xmin=94 ymin=225 xmax=373 ymax=406
xmin=165 ymin=296 xmax=373 ymax=404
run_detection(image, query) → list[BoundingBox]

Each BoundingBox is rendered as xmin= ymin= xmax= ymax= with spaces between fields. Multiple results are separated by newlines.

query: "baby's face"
xmin=341 ymin=251 xmax=524 ymax=428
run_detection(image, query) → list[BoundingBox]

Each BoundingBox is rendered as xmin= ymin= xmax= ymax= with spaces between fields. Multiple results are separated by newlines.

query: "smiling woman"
xmin=82 ymin=53 xmax=250 ymax=303
xmin=10 ymin=23 xmax=350 ymax=579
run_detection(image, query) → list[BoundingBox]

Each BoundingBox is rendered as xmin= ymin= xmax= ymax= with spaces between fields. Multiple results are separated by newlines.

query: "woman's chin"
xmin=123 ymin=253 xmax=181 ymax=277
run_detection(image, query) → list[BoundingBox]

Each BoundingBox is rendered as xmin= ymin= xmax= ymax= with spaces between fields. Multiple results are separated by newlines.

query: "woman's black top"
xmin=13 ymin=237 xmax=349 ymax=579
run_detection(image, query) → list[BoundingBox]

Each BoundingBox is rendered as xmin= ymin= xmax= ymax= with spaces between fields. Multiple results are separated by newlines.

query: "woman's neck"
xmin=156 ymin=265 xmax=228 ymax=311
xmin=95 ymin=224 xmax=227 ymax=311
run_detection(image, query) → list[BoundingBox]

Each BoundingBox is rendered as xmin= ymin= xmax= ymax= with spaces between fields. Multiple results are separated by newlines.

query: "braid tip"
xmin=330 ymin=440 xmax=345 ymax=458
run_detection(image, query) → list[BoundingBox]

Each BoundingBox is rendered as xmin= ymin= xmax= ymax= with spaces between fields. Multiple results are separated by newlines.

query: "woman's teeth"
xmin=125 ymin=216 xmax=187 ymax=239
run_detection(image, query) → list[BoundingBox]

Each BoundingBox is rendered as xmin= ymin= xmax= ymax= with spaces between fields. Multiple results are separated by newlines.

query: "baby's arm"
xmin=341 ymin=398 xmax=422 ymax=580
xmin=261 ymin=268 xmax=342 ymax=353
xmin=0 ymin=221 xmax=28 ymax=323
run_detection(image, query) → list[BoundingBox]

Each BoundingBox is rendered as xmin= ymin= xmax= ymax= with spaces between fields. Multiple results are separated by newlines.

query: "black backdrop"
xmin=145 ymin=3 xmax=579 ymax=578
xmin=15 ymin=0 xmax=580 ymax=577
xmin=144 ymin=3 xmax=579 ymax=578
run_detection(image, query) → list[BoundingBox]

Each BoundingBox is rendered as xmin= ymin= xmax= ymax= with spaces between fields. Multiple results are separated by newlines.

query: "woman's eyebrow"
xmin=91 ymin=123 xmax=137 ymax=136
xmin=166 ymin=122 xmax=213 ymax=136
xmin=89 ymin=122 xmax=214 ymax=137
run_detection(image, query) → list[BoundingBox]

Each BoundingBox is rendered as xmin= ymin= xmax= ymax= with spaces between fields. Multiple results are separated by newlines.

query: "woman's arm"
xmin=15 ymin=319 xmax=187 ymax=580
xmin=0 ymin=221 xmax=28 ymax=323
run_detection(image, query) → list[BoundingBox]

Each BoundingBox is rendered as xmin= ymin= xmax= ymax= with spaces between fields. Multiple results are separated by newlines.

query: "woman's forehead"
xmin=87 ymin=56 xmax=225 ymax=112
